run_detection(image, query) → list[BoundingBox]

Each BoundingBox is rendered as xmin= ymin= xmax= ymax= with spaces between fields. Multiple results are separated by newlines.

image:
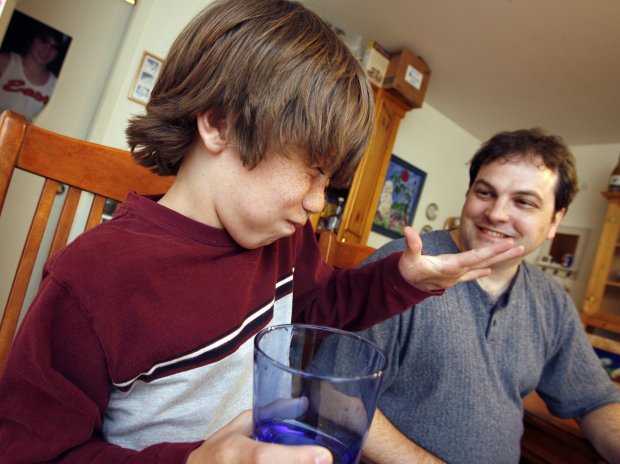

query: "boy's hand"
xmin=187 ymin=410 xmax=332 ymax=464
xmin=397 ymin=226 xmax=524 ymax=292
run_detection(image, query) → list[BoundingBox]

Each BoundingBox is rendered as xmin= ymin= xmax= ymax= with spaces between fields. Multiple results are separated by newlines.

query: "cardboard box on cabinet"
xmin=383 ymin=48 xmax=431 ymax=108
xmin=361 ymin=41 xmax=390 ymax=87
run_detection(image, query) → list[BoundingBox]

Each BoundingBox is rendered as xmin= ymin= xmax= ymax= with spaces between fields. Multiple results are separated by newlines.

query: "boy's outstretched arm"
xmin=187 ymin=411 xmax=332 ymax=464
xmin=397 ymin=226 xmax=524 ymax=292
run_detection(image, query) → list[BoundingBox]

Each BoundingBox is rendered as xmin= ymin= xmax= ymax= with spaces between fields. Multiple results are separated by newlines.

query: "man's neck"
xmin=476 ymin=266 xmax=519 ymax=299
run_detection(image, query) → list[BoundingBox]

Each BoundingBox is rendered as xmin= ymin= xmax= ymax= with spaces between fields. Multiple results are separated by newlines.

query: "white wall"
xmin=0 ymin=0 xmax=134 ymax=313
xmin=89 ymin=0 xmax=213 ymax=148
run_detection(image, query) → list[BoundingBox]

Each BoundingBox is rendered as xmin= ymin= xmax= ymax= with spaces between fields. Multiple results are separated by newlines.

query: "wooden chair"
xmin=0 ymin=111 xmax=173 ymax=372
xmin=318 ymin=231 xmax=375 ymax=269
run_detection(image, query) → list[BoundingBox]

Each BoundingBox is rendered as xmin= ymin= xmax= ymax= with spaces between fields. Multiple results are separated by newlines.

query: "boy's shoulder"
xmin=45 ymin=218 xmax=135 ymax=275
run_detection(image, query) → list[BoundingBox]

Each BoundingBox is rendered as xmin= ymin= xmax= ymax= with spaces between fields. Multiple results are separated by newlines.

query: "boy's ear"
xmin=196 ymin=111 xmax=227 ymax=154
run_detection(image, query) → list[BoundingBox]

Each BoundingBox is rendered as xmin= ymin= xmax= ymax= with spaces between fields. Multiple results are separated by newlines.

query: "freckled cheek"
xmin=283 ymin=177 xmax=314 ymax=204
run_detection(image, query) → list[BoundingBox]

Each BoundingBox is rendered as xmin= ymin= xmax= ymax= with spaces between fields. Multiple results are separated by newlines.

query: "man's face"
xmin=457 ymin=156 xmax=565 ymax=264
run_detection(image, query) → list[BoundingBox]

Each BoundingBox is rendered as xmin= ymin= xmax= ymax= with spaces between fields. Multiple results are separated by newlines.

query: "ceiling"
xmin=303 ymin=0 xmax=620 ymax=146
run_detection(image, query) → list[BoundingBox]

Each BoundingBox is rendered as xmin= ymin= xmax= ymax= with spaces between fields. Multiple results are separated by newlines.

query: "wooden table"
xmin=520 ymin=391 xmax=605 ymax=463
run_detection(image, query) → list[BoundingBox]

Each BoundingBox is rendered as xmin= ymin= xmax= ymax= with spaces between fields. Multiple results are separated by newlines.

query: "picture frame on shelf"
xmin=372 ymin=154 xmax=426 ymax=239
xmin=128 ymin=51 xmax=163 ymax=105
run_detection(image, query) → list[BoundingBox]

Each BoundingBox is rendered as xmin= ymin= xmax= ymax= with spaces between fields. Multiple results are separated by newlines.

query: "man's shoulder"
xmin=364 ymin=230 xmax=454 ymax=264
xmin=517 ymin=261 xmax=576 ymax=312
xmin=520 ymin=260 xmax=565 ymax=291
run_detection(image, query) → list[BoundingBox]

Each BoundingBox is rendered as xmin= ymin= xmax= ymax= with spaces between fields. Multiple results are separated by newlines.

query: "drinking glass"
xmin=253 ymin=324 xmax=387 ymax=464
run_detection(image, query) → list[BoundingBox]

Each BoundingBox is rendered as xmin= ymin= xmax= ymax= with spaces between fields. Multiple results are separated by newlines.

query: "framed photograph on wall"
xmin=0 ymin=10 xmax=72 ymax=121
xmin=372 ymin=154 xmax=426 ymax=238
xmin=128 ymin=51 xmax=163 ymax=105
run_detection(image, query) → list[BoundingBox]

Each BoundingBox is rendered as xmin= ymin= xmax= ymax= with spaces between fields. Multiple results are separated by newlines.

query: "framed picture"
xmin=128 ymin=51 xmax=163 ymax=105
xmin=372 ymin=155 xmax=426 ymax=238
xmin=0 ymin=11 xmax=72 ymax=120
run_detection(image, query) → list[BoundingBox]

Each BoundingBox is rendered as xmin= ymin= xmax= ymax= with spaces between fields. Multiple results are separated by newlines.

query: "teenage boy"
xmin=358 ymin=129 xmax=620 ymax=464
xmin=0 ymin=1 xmax=522 ymax=463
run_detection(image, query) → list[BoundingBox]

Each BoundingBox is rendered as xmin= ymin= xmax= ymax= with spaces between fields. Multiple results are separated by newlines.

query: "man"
xmin=359 ymin=128 xmax=620 ymax=464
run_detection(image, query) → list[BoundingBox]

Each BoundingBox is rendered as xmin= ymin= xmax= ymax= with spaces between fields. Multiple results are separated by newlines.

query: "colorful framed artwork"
xmin=372 ymin=154 xmax=426 ymax=239
xmin=128 ymin=51 xmax=163 ymax=105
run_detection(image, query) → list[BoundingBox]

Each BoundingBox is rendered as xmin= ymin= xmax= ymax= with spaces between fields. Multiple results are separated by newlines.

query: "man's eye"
xmin=475 ymin=189 xmax=492 ymax=198
xmin=516 ymin=199 xmax=536 ymax=208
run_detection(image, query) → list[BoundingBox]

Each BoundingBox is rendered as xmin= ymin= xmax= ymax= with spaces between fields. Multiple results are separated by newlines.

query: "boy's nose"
xmin=303 ymin=178 xmax=327 ymax=215
xmin=303 ymin=190 xmax=325 ymax=215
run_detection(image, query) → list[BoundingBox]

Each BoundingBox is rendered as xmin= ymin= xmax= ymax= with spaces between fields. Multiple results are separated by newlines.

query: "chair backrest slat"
xmin=48 ymin=186 xmax=82 ymax=258
xmin=0 ymin=111 xmax=174 ymax=372
xmin=86 ymin=195 xmax=107 ymax=231
xmin=0 ymin=178 xmax=58 ymax=368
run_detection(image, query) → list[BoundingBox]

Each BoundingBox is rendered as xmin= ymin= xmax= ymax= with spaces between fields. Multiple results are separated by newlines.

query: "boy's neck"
xmin=157 ymin=143 xmax=222 ymax=228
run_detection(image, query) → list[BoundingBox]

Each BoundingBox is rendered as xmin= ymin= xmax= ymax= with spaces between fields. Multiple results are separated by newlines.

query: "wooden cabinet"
xmin=311 ymin=86 xmax=412 ymax=245
xmin=581 ymin=191 xmax=620 ymax=336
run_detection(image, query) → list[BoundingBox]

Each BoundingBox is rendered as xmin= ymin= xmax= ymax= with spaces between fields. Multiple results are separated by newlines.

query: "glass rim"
xmin=254 ymin=323 xmax=387 ymax=382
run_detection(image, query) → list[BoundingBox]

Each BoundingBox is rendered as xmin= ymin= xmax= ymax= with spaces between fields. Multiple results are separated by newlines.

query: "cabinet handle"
xmin=585 ymin=296 xmax=596 ymax=304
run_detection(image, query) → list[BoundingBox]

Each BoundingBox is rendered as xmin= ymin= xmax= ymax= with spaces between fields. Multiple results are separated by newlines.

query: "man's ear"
xmin=196 ymin=111 xmax=227 ymax=154
xmin=546 ymin=207 xmax=566 ymax=240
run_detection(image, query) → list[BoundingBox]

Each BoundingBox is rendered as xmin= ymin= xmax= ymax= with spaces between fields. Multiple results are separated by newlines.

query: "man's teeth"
xmin=483 ymin=228 xmax=507 ymax=238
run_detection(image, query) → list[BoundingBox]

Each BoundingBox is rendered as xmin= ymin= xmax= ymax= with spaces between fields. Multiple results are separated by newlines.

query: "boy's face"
xmin=212 ymin=146 xmax=328 ymax=249
xmin=457 ymin=156 xmax=565 ymax=266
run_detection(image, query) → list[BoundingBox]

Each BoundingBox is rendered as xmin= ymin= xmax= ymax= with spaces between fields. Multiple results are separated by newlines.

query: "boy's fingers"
xmin=455 ymin=242 xmax=523 ymax=269
xmin=403 ymin=226 xmax=423 ymax=257
xmin=251 ymin=442 xmax=333 ymax=464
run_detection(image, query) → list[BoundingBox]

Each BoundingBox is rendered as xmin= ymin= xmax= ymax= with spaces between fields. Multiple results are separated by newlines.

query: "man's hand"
xmin=187 ymin=410 xmax=332 ymax=464
xmin=398 ymin=226 xmax=524 ymax=292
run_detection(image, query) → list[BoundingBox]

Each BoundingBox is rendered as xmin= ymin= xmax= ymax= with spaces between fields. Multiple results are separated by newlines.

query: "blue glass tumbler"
xmin=253 ymin=324 xmax=387 ymax=464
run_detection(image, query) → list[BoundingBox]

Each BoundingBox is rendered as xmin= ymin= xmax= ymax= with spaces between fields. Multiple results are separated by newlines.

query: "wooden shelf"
xmin=587 ymin=333 xmax=620 ymax=355
xmin=602 ymin=191 xmax=620 ymax=201
xmin=583 ymin=313 xmax=620 ymax=335
xmin=581 ymin=192 xmax=620 ymax=338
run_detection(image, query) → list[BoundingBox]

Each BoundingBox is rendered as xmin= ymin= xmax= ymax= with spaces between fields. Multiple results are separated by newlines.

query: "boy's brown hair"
xmin=126 ymin=0 xmax=374 ymax=188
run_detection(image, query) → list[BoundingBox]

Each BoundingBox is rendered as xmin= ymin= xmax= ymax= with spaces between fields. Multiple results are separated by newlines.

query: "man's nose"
xmin=486 ymin=199 xmax=510 ymax=223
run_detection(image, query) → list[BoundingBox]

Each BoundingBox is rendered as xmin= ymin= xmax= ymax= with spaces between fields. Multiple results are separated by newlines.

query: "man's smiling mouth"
xmin=479 ymin=227 xmax=512 ymax=239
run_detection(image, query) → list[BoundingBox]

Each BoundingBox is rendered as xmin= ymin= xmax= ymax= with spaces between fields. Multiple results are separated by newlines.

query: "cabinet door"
xmin=582 ymin=193 xmax=620 ymax=334
xmin=338 ymin=89 xmax=408 ymax=244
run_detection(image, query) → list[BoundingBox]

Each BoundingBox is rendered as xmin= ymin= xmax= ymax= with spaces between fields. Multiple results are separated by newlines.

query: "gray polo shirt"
xmin=358 ymin=230 xmax=620 ymax=463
